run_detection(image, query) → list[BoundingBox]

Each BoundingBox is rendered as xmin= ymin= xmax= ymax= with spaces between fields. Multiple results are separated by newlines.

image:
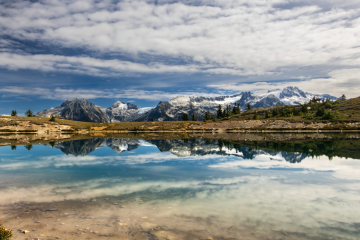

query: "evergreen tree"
xmin=49 ymin=115 xmax=56 ymax=122
xmin=204 ymin=111 xmax=211 ymax=121
xmin=226 ymin=104 xmax=232 ymax=115
xmin=210 ymin=113 xmax=216 ymax=121
xmin=11 ymin=145 xmax=16 ymax=150
xmin=265 ymin=111 xmax=270 ymax=118
xmin=25 ymin=109 xmax=33 ymax=117
xmin=232 ymin=103 xmax=237 ymax=114
xmin=217 ymin=104 xmax=223 ymax=118
xmin=11 ymin=110 xmax=17 ymax=116
xmin=24 ymin=145 xmax=33 ymax=151
xmin=191 ymin=113 xmax=197 ymax=121
xmin=182 ymin=113 xmax=190 ymax=121
xmin=246 ymin=104 xmax=251 ymax=110
xmin=272 ymin=108 xmax=279 ymax=116
xmin=341 ymin=94 xmax=346 ymax=100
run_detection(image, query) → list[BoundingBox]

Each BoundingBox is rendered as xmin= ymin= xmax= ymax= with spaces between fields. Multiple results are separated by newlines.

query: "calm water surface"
xmin=0 ymin=136 xmax=360 ymax=239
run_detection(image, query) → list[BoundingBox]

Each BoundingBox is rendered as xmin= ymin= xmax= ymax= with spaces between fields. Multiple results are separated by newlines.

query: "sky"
xmin=0 ymin=0 xmax=360 ymax=115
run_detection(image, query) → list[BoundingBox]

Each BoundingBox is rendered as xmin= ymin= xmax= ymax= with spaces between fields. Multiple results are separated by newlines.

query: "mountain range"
xmin=36 ymin=86 xmax=337 ymax=122
xmin=53 ymin=138 xmax=308 ymax=163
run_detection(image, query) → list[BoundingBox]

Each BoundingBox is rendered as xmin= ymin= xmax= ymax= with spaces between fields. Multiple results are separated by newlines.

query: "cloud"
xmin=0 ymin=52 xmax=204 ymax=77
xmin=0 ymin=152 xmax=224 ymax=170
xmin=208 ymin=68 xmax=360 ymax=98
xmin=0 ymin=172 xmax=360 ymax=239
xmin=0 ymin=0 xmax=359 ymax=78
xmin=209 ymin=154 xmax=360 ymax=180
xmin=0 ymin=86 xmax=221 ymax=101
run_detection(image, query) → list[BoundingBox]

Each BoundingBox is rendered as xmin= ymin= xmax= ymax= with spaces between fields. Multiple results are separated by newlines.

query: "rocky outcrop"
xmin=104 ymin=101 xmax=141 ymax=122
xmin=36 ymin=98 xmax=110 ymax=123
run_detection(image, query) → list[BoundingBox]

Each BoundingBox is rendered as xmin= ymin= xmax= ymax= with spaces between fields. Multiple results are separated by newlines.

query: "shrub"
xmin=316 ymin=108 xmax=326 ymax=117
xmin=49 ymin=115 xmax=56 ymax=122
xmin=324 ymin=102 xmax=332 ymax=109
xmin=303 ymin=113 xmax=314 ymax=120
xmin=0 ymin=221 xmax=13 ymax=240
xmin=322 ymin=111 xmax=340 ymax=120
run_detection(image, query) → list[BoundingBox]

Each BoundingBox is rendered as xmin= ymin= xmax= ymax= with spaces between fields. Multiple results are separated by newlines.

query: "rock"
xmin=45 ymin=209 xmax=58 ymax=212
xmin=21 ymin=229 xmax=30 ymax=234
xmin=118 ymin=223 xmax=128 ymax=226
xmin=140 ymin=222 xmax=157 ymax=231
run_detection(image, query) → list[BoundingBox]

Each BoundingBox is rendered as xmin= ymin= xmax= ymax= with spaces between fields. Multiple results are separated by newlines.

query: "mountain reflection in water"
xmin=52 ymin=138 xmax=311 ymax=163
xmin=0 ymin=136 xmax=360 ymax=240
xmin=49 ymin=137 xmax=353 ymax=164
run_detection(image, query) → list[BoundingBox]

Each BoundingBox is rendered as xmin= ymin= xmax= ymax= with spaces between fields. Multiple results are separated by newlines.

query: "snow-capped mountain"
xmin=36 ymin=98 xmax=110 ymax=123
xmin=260 ymin=86 xmax=337 ymax=105
xmin=36 ymin=86 xmax=337 ymax=122
xmin=99 ymin=100 xmax=151 ymax=122
xmin=135 ymin=86 xmax=337 ymax=121
xmin=36 ymin=99 xmax=153 ymax=123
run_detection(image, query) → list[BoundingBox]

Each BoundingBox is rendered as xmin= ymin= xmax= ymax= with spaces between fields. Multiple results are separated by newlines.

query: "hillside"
xmin=223 ymin=96 xmax=360 ymax=124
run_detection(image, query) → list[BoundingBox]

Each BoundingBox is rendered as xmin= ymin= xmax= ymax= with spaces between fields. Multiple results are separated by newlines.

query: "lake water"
xmin=0 ymin=135 xmax=360 ymax=239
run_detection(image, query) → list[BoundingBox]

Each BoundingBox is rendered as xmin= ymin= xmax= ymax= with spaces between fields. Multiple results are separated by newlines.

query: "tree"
xmin=226 ymin=104 xmax=232 ymax=114
xmin=191 ymin=113 xmax=197 ymax=121
xmin=25 ymin=109 xmax=33 ymax=117
xmin=211 ymin=113 xmax=216 ymax=121
xmin=265 ymin=111 xmax=270 ymax=118
xmin=49 ymin=115 xmax=56 ymax=122
xmin=204 ymin=111 xmax=211 ymax=121
xmin=151 ymin=118 xmax=154 ymax=122
xmin=246 ymin=104 xmax=251 ymax=110
xmin=182 ymin=113 xmax=190 ymax=121
xmin=341 ymin=94 xmax=346 ymax=100
xmin=217 ymin=104 xmax=223 ymax=118
xmin=232 ymin=103 xmax=241 ymax=114
xmin=24 ymin=145 xmax=33 ymax=151
xmin=11 ymin=145 xmax=16 ymax=150
xmin=272 ymin=108 xmax=279 ymax=116
xmin=11 ymin=110 xmax=17 ymax=116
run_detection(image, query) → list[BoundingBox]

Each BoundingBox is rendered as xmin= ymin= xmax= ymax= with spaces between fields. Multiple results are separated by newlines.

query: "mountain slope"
xmin=135 ymin=86 xmax=337 ymax=121
xmin=36 ymin=98 xmax=110 ymax=123
xmin=103 ymin=101 xmax=142 ymax=122
xmin=35 ymin=86 xmax=337 ymax=123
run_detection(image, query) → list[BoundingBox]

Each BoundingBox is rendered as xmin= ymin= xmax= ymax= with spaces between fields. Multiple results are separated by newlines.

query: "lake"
xmin=0 ymin=133 xmax=360 ymax=240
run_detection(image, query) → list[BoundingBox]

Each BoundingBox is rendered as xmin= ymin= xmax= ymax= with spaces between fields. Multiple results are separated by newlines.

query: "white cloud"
xmin=0 ymin=0 xmax=359 ymax=79
xmin=0 ymin=86 xmax=220 ymax=101
xmin=209 ymin=154 xmax=360 ymax=180
xmin=208 ymin=68 xmax=360 ymax=98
